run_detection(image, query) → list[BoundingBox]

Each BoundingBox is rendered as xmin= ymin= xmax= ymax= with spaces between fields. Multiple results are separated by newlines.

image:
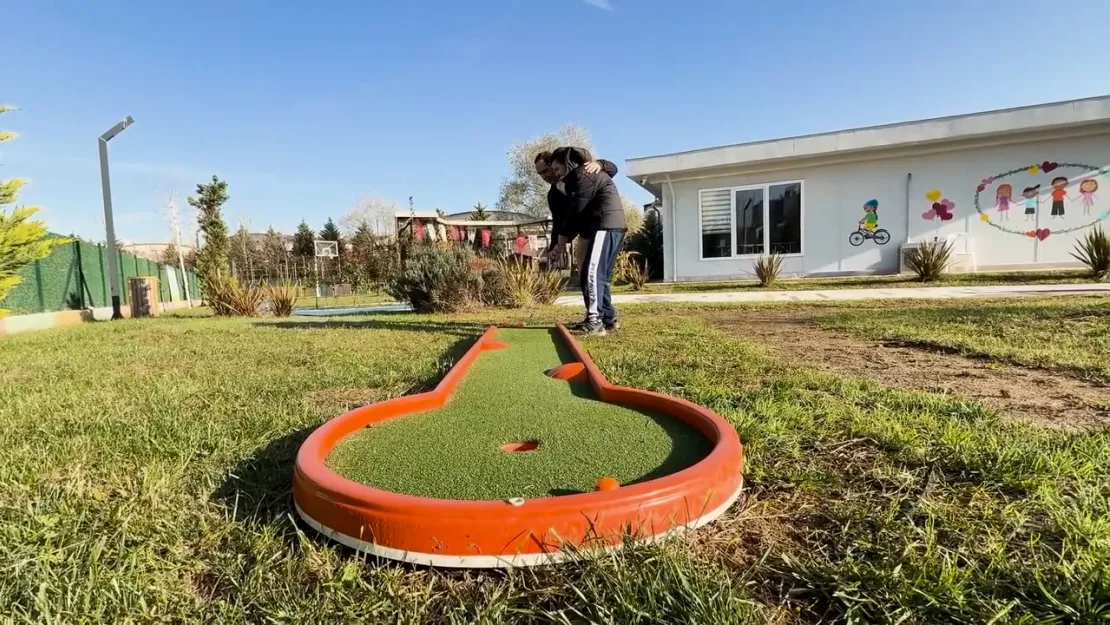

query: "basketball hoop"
xmin=314 ymin=240 xmax=339 ymax=258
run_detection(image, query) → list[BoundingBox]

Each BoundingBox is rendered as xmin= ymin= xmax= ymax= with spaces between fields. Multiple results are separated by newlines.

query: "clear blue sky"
xmin=6 ymin=0 xmax=1110 ymax=243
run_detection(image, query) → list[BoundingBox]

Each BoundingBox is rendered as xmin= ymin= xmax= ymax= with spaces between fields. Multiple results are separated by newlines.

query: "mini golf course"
xmin=293 ymin=325 xmax=744 ymax=568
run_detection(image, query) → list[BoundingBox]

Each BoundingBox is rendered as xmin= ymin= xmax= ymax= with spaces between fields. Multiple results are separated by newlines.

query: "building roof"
xmin=626 ymin=95 xmax=1110 ymax=190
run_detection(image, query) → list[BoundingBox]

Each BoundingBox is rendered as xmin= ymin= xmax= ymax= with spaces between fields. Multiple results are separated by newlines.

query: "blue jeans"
xmin=580 ymin=230 xmax=624 ymax=323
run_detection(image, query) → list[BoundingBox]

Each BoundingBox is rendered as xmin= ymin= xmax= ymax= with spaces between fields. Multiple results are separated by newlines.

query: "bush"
xmin=531 ymin=265 xmax=568 ymax=305
xmin=1071 ymin=227 xmax=1110 ymax=281
xmin=904 ymin=240 xmax=952 ymax=282
xmin=753 ymin=254 xmax=784 ymax=287
xmin=386 ymin=244 xmax=480 ymax=313
xmin=615 ymin=251 xmax=649 ymax=291
xmin=205 ymin=274 xmax=264 ymax=316
xmin=265 ymin=281 xmax=299 ymax=317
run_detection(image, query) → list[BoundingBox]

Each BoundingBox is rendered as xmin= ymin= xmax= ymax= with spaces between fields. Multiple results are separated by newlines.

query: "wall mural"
xmin=849 ymin=199 xmax=890 ymax=246
xmin=973 ymin=161 xmax=1110 ymax=242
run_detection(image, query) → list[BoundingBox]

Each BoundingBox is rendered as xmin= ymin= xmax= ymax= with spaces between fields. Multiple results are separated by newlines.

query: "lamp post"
xmin=98 ymin=115 xmax=135 ymax=320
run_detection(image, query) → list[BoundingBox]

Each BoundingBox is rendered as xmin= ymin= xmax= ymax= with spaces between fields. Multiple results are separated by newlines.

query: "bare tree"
xmin=342 ymin=196 xmax=397 ymax=237
xmin=497 ymin=124 xmax=595 ymax=217
xmin=161 ymin=187 xmax=193 ymax=306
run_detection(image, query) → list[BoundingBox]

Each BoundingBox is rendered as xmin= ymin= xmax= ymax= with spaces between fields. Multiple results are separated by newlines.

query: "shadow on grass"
xmin=211 ymin=335 xmax=480 ymax=525
xmin=257 ymin=318 xmax=489 ymax=338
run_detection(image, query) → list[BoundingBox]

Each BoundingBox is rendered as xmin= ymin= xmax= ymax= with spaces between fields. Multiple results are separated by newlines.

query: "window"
xmin=698 ymin=180 xmax=803 ymax=259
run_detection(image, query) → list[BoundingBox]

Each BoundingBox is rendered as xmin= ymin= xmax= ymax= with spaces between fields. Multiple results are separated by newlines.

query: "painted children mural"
xmin=1049 ymin=176 xmax=1071 ymax=218
xmin=974 ymin=160 xmax=1106 ymax=243
xmin=1022 ymin=185 xmax=1039 ymax=221
xmin=994 ymin=183 xmax=1014 ymax=220
xmin=848 ymin=199 xmax=890 ymax=246
xmin=860 ymin=199 xmax=878 ymax=231
xmin=1079 ymin=178 xmax=1099 ymax=215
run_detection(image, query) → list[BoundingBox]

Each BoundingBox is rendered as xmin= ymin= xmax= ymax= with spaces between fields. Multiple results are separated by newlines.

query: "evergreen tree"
xmin=292 ymin=221 xmax=315 ymax=257
xmin=160 ymin=243 xmax=180 ymax=266
xmin=319 ymin=217 xmax=344 ymax=258
xmin=628 ymin=208 xmax=664 ymax=280
xmin=470 ymin=202 xmax=490 ymax=221
xmin=189 ymin=176 xmax=231 ymax=285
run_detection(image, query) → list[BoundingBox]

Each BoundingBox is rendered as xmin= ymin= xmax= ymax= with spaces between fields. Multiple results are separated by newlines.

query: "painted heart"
xmin=932 ymin=202 xmax=945 ymax=212
xmin=981 ymin=177 xmax=994 ymax=184
xmin=1026 ymin=230 xmax=1037 ymax=238
xmin=1026 ymin=165 xmax=1040 ymax=174
xmin=939 ymin=212 xmax=954 ymax=221
xmin=979 ymin=213 xmax=990 ymax=222
xmin=977 ymin=184 xmax=986 ymax=192
xmin=1041 ymin=161 xmax=1058 ymax=173
xmin=941 ymin=199 xmax=955 ymax=210
xmin=1036 ymin=228 xmax=1051 ymax=241
xmin=925 ymin=190 xmax=942 ymax=202
xmin=922 ymin=210 xmax=937 ymax=220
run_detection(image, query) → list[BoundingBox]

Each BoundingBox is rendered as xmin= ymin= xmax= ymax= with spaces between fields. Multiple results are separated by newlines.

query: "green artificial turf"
xmin=325 ymin=327 xmax=713 ymax=500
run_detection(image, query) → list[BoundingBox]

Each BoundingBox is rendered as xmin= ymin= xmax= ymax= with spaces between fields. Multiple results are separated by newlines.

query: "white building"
xmin=626 ymin=96 xmax=1110 ymax=282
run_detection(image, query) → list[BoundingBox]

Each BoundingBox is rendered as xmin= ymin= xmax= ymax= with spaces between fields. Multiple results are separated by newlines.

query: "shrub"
xmin=386 ymin=244 xmax=480 ymax=313
xmin=904 ymin=240 xmax=952 ymax=282
xmin=499 ymin=259 xmax=536 ymax=308
xmin=615 ymin=251 xmax=649 ymax=291
xmin=265 ymin=281 xmax=299 ymax=317
xmin=753 ymin=254 xmax=784 ymax=287
xmin=479 ymin=265 xmax=513 ymax=307
xmin=205 ymin=274 xmax=264 ymax=316
xmin=531 ymin=265 xmax=568 ymax=305
xmin=1071 ymin=227 xmax=1110 ymax=281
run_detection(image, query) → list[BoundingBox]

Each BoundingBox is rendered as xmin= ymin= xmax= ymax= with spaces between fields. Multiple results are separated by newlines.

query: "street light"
xmin=98 ymin=115 xmax=135 ymax=320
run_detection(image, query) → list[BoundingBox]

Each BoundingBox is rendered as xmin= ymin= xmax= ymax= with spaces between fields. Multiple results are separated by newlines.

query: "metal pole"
xmin=98 ymin=115 xmax=134 ymax=320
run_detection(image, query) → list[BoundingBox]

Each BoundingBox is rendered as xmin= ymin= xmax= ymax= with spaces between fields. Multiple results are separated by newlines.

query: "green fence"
xmin=0 ymin=239 xmax=202 ymax=315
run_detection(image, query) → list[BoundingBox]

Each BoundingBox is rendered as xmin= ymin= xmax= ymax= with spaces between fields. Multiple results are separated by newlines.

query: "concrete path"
xmin=554 ymin=283 xmax=1110 ymax=307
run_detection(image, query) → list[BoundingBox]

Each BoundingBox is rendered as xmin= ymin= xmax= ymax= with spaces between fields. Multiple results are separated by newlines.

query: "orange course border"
xmin=292 ymin=324 xmax=744 ymax=568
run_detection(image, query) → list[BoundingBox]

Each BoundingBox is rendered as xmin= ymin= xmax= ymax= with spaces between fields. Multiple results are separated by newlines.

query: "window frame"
xmin=697 ymin=180 xmax=805 ymax=261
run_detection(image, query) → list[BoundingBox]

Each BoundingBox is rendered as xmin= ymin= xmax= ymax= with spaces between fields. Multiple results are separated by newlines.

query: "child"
xmin=1022 ymin=185 xmax=1039 ymax=221
xmin=994 ymin=184 xmax=1014 ymax=220
xmin=1079 ymin=178 xmax=1099 ymax=215
xmin=859 ymin=199 xmax=878 ymax=231
xmin=1050 ymin=176 xmax=1070 ymax=218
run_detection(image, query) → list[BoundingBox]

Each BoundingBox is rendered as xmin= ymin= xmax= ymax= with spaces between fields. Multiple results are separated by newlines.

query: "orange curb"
xmin=292 ymin=325 xmax=744 ymax=568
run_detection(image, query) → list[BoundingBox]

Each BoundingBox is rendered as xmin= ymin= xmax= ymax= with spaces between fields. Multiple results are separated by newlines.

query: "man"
xmin=545 ymin=146 xmax=626 ymax=336
xmin=534 ymin=149 xmax=618 ymax=283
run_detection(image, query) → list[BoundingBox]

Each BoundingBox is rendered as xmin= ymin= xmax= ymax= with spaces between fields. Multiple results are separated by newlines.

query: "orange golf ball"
xmin=595 ymin=477 xmax=620 ymax=491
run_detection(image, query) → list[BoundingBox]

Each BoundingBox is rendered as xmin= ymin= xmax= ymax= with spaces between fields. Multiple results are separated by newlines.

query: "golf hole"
xmin=501 ymin=440 xmax=540 ymax=453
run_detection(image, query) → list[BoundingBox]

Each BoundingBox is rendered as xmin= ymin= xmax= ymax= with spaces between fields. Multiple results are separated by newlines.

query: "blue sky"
xmin=5 ymin=0 xmax=1110 ymax=243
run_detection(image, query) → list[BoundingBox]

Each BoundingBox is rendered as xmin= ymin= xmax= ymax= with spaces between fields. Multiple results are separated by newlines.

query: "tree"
xmin=341 ymin=196 xmax=397 ymax=236
xmin=160 ymin=243 xmax=180 ymax=266
xmin=189 ymin=176 xmax=231 ymax=285
xmin=228 ymin=223 xmax=259 ymax=279
xmin=319 ymin=217 xmax=344 ymax=259
xmin=0 ymin=106 xmax=67 ymax=315
xmin=622 ymin=196 xmax=644 ymax=235
xmin=470 ymin=202 xmax=491 ymax=221
xmin=292 ymin=221 xmax=315 ymax=257
xmin=628 ymin=208 xmax=664 ymax=280
xmin=497 ymin=124 xmax=594 ymax=217
xmin=261 ymin=227 xmax=288 ymax=276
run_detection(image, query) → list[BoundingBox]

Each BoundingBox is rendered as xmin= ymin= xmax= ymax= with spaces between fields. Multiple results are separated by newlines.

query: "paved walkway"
xmin=554 ymin=283 xmax=1110 ymax=307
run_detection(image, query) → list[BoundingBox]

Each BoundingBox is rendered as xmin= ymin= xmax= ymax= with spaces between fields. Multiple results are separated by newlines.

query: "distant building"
xmin=120 ymin=243 xmax=197 ymax=262
xmin=248 ymin=231 xmax=295 ymax=252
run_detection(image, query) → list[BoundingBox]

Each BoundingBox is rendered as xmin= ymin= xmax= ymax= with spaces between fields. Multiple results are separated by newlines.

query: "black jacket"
xmin=558 ymin=166 xmax=626 ymax=240
xmin=547 ymin=158 xmax=619 ymax=246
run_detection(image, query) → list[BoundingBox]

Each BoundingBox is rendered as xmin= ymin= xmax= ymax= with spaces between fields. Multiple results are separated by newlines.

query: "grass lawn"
xmin=1 ymin=297 xmax=1108 ymax=622
xmin=819 ymin=296 xmax=1110 ymax=383
xmin=327 ymin=327 xmax=710 ymax=500
xmin=297 ymin=291 xmax=395 ymax=309
xmin=613 ymin=268 xmax=1092 ymax=294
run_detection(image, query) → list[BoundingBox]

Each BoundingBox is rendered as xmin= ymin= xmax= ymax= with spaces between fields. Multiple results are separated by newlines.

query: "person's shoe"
xmin=574 ymin=320 xmax=608 ymax=337
xmin=567 ymin=318 xmax=590 ymax=332
xmin=604 ymin=319 xmax=621 ymax=332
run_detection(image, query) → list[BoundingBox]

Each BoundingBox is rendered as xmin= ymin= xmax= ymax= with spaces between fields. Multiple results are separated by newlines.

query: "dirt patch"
xmin=706 ymin=310 xmax=1110 ymax=431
